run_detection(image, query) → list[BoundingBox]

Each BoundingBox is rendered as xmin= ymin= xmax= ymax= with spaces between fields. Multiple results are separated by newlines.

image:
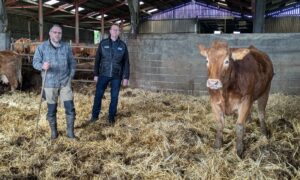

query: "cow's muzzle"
xmin=207 ymin=79 xmax=223 ymax=90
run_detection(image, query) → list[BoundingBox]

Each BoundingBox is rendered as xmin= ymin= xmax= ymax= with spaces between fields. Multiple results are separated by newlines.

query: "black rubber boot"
xmin=66 ymin=116 xmax=76 ymax=138
xmin=89 ymin=116 xmax=98 ymax=123
xmin=108 ymin=117 xmax=115 ymax=126
xmin=47 ymin=103 xmax=58 ymax=139
xmin=64 ymin=100 xmax=76 ymax=139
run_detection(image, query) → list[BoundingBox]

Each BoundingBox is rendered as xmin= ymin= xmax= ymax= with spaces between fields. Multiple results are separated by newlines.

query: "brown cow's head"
xmin=198 ymin=41 xmax=249 ymax=90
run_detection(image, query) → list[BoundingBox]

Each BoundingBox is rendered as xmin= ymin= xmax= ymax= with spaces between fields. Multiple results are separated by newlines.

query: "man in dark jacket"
xmin=89 ymin=24 xmax=130 ymax=125
xmin=33 ymin=24 xmax=77 ymax=139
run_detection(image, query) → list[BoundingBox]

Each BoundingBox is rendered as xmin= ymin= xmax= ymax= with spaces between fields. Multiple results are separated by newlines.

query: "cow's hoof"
xmin=261 ymin=128 xmax=271 ymax=139
xmin=214 ymin=138 xmax=223 ymax=149
xmin=236 ymin=144 xmax=244 ymax=158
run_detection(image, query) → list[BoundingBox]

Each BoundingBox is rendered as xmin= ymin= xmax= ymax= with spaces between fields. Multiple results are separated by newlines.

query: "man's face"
xmin=49 ymin=26 xmax=62 ymax=43
xmin=109 ymin=25 xmax=120 ymax=39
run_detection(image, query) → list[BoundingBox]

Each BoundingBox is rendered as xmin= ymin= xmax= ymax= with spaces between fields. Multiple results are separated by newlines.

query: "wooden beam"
xmin=5 ymin=0 xmax=16 ymax=7
xmin=80 ymin=1 xmax=126 ymax=21
xmin=44 ymin=4 xmax=72 ymax=16
xmin=7 ymin=5 xmax=38 ymax=9
xmin=76 ymin=0 xmax=88 ymax=6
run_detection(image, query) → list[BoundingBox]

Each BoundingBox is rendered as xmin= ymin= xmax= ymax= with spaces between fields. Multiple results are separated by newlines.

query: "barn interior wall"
xmin=139 ymin=19 xmax=198 ymax=33
xmin=265 ymin=17 xmax=300 ymax=33
xmin=127 ymin=33 xmax=300 ymax=95
xmin=7 ymin=14 xmax=94 ymax=44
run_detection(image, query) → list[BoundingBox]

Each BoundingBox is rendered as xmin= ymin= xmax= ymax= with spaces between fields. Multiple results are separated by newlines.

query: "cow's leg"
xmin=257 ymin=85 xmax=271 ymax=136
xmin=236 ymin=96 xmax=252 ymax=158
xmin=212 ymin=103 xmax=225 ymax=149
xmin=246 ymin=106 xmax=253 ymax=123
xmin=5 ymin=73 xmax=18 ymax=91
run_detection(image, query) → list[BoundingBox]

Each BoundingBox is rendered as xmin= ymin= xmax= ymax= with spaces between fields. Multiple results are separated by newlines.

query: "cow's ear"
xmin=198 ymin=44 xmax=208 ymax=58
xmin=231 ymin=48 xmax=250 ymax=61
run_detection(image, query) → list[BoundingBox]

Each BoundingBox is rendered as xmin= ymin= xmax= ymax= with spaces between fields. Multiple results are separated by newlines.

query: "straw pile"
xmin=0 ymin=84 xmax=299 ymax=179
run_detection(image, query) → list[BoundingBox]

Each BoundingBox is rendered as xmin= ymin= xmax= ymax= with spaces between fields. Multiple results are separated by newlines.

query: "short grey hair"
xmin=49 ymin=24 xmax=62 ymax=32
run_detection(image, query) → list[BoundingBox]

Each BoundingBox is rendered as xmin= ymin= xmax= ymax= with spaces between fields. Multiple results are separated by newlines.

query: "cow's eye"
xmin=224 ymin=59 xmax=229 ymax=65
xmin=206 ymin=58 xmax=209 ymax=63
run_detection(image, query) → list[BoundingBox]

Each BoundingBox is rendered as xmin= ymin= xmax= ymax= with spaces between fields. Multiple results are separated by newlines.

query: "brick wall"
xmin=127 ymin=33 xmax=300 ymax=95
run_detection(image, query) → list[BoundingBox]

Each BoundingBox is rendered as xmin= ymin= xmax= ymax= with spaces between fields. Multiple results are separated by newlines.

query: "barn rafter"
xmin=4 ymin=0 xmax=299 ymax=31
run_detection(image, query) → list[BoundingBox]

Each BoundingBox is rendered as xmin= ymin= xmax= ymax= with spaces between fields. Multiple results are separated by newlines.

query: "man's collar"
xmin=49 ymin=39 xmax=61 ymax=48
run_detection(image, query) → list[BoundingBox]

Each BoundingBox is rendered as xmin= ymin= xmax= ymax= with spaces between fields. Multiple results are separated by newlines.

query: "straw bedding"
xmin=0 ymin=83 xmax=299 ymax=179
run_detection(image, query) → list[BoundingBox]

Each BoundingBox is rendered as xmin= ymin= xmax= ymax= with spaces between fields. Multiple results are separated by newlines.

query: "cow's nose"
xmin=207 ymin=79 xmax=222 ymax=89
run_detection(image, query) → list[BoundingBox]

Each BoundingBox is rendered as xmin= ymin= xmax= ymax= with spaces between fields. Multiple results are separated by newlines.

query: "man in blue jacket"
xmin=33 ymin=24 xmax=77 ymax=139
xmin=89 ymin=24 xmax=130 ymax=125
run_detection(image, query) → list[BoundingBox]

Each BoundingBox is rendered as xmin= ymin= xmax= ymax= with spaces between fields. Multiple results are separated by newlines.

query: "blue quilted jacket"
xmin=32 ymin=40 xmax=76 ymax=88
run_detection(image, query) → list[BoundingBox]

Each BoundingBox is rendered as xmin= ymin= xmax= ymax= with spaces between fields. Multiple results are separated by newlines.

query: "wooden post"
xmin=38 ymin=0 xmax=43 ymax=41
xmin=75 ymin=0 xmax=79 ymax=43
xmin=0 ymin=0 xmax=8 ymax=33
xmin=101 ymin=11 xmax=104 ymax=40
xmin=252 ymin=0 xmax=266 ymax=33
xmin=128 ymin=0 xmax=139 ymax=38
xmin=28 ymin=21 xmax=31 ymax=39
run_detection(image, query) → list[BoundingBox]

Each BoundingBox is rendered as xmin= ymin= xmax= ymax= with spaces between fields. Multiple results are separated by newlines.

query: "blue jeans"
xmin=91 ymin=76 xmax=121 ymax=120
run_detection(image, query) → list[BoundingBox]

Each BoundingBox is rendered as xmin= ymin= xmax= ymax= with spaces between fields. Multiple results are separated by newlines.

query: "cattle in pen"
xmin=0 ymin=51 xmax=22 ymax=91
xmin=198 ymin=41 xmax=274 ymax=157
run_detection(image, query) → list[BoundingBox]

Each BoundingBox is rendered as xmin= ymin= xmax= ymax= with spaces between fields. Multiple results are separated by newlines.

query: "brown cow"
xmin=0 ymin=51 xmax=22 ymax=91
xmin=72 ymin=43 xmax=86 ymax=58
xmin=85 ymin=46 xmax=97 ymax=58
xmin=29 ymin=42 xmax=41 ymax=54
xmin=13 ymin=38 xmax=31 ymax=54
xmin=198 ymin=41 xmax=274 ymax=157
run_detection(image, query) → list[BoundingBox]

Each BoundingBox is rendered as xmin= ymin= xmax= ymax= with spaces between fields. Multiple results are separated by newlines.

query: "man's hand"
xmin=122 ymin=79 xmax=129 ymax=86
xmin=94 ymin=76 xmax=98 ymax=83
xmin=42 ymin=61 xmax=50 ymax=70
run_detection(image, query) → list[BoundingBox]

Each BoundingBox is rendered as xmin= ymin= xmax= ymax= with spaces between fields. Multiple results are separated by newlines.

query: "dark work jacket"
xmin=94 ymin=37 xmax=130 ymax=79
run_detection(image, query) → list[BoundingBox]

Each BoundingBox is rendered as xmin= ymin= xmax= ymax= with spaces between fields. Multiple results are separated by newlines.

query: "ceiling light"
xmin=286 ymin=2 xmax=296 ymax=6
xmin=140 ymin=1 xmax=144 ymax=5
xmin=217 ymin=2 xmax=228 ymax=7
xmin=45 ymin=0 xmax=59 ymax=5
xmin=96 ymin=14 xmax=108 ymax=19
xmin=147 ymin=8 xmax=158 ymax=13
xmin=70 ymin=7 xmax=85 ymax=13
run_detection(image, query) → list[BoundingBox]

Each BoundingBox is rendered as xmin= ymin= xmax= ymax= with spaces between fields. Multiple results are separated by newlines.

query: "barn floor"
xmin=0 ymin=83 xmax=299 ymax=179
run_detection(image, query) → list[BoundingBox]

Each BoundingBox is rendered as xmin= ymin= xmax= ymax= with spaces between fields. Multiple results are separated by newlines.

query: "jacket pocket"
xmin=100 ymin=62 xmax=110 ymax=74
xmin=112 ymin=64 xmax=121 ymax=76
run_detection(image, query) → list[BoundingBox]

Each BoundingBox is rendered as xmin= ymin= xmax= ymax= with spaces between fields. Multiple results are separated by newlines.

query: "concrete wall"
xmin=127 ymin=33 xmax=300 ymax=95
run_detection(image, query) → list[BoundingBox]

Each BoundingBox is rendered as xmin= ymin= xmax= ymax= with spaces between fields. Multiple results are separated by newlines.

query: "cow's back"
xmin=232 ymin=46 xmax=273 ymax=100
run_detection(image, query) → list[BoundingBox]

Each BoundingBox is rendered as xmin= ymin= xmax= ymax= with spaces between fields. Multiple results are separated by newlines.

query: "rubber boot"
xmin=47 ymin=103 xmax=58 ymax=139
xmin=88 ymin=116 xmax=98 ymax=123
xmin=108 ymin=116 xmax=115 ymax=126
xmin=64 ymin=100 xmax=76 ymax=139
